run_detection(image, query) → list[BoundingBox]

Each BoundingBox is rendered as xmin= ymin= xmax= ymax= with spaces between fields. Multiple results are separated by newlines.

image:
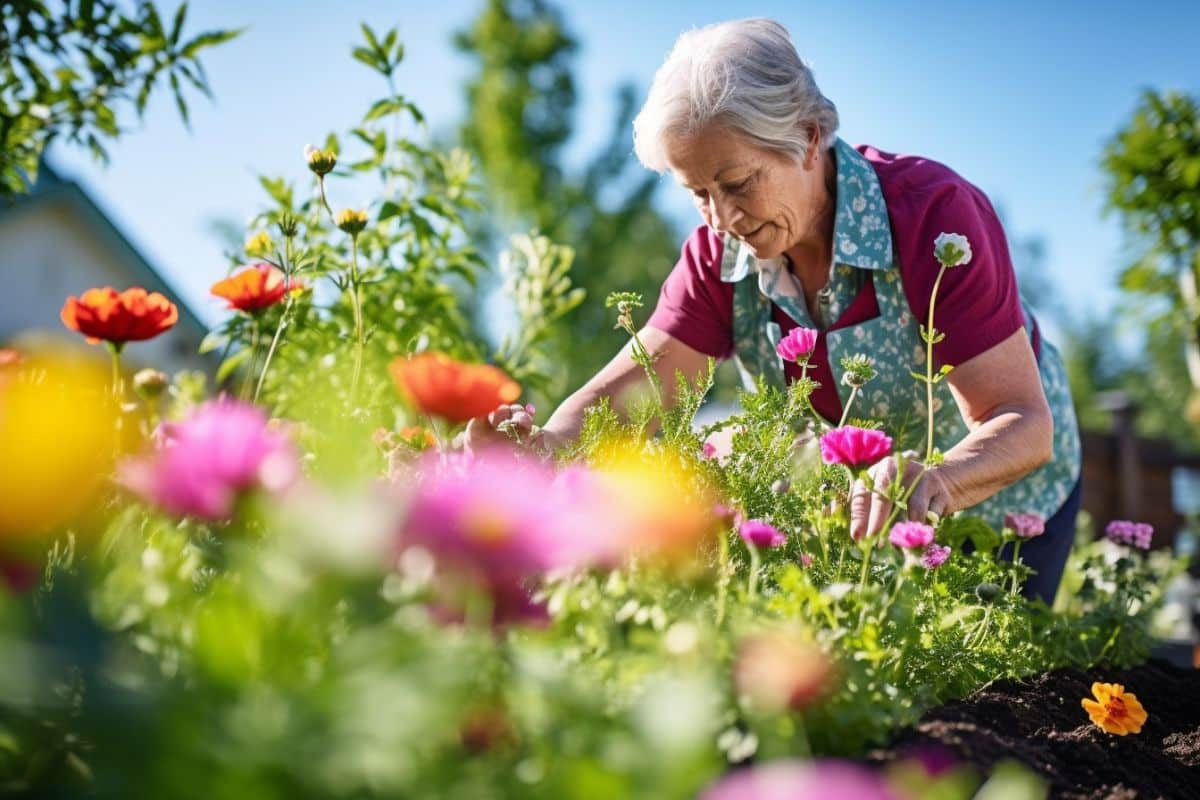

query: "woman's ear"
xmin=803 ymin=128 xmax=822 ymax=169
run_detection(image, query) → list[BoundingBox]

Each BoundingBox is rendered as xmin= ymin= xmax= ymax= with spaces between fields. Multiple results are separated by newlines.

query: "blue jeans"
xmin=999 ymin=477 xmax=1083 ymax=605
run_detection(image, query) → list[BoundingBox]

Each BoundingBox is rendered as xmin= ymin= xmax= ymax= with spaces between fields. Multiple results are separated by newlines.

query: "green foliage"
xmin=0 ymin=1 xmax=238 ymax=196
xmin=455 ymin=0 xmax=682 ymax=404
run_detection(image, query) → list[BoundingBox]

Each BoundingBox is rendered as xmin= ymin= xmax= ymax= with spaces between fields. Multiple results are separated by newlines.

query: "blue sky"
xmin=48 ymin=0 xmax=1200 ymax=344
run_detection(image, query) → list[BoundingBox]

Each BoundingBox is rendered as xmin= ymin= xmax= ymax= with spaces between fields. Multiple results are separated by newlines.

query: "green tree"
xmin=1100 ymin=89 xmax=1200 ymax=444
xmin=0 ymin=0 xmax=238 ymax=197
xmin=454 ymin=0 xmax=681 ymax=403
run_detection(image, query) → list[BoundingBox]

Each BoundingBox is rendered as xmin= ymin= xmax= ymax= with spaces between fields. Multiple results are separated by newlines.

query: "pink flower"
xmin=921 ymin=543 xmax=952 ymax=569
xmin=888 ymin=521 xmax=935 ymax=550
xmin=1105 ymin=519 xmax=1153 ymax=550
xmin=702 ymin=441 xmax=718 ymax=459
xmin=700 ymin=760 xmax=898 ymax=800
xmin=119 ymin=399 xmax=297 ymax=521
xmin=739 ymin=519 xmax=787 ymax=549
xmin=1004 ymin=512 xmax=1045 ymax=540
xmin=715 ymin=503 xmax=743 ymax=527
xmin=799 ymin=552 xmax=813 ymax=568
xmin=776 ymin=327 xmax=818 ymax=363
xmin=819 ymin=426 xmax=892 ymax=468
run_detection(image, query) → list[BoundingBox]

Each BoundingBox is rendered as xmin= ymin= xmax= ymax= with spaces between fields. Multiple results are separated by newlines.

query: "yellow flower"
xmin=335 ymin=208 xmax=369 ymax=236
xmin=304 ymin=144 xmax=337 ymax=176
xmin=1081 ymin=682 xmax=1148 ymax=735
xmin=244 ymin=230 xmax=274 ymax=257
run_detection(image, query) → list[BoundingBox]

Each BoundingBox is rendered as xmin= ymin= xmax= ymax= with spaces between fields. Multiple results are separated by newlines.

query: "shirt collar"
xmin=720 ymin=138 xmax=894 ymax=283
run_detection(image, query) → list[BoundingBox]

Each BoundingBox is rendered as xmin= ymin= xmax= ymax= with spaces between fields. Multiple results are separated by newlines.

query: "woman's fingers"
xmin=848 ymin=477 xmax=871 ymax=541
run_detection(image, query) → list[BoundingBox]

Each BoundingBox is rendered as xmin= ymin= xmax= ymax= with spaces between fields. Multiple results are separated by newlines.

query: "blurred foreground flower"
xmin=733 ymin=630 xmax=832 ymax=714
xmin=1004 ymin=512 xmax=1045 ymax=540
xmin=819 ymin=426 xmax=892 ymax=468
xmin=921 ymin=544 xmax=952 ymax=570
xmin=700 ymin=759 xmax=897 ymax=800
xmin=211 ymin=263 xmax=298 ymax=313
xmin=0 ymin=351 xmax=118 ymax=539
xmin=120 ymin=399 xmax=298 ymax=521
xmin=1082 ymin=682 xmax=1147 ymax=735
xmin=390 ymin=352 xmax=520 ymax=424
xmin=60 ymin=286 xmax=178 ymax=345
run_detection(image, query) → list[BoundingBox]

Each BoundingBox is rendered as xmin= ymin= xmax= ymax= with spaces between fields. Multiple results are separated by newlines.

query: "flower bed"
xmin=871 ymin=660 xmax=1200 ymax=799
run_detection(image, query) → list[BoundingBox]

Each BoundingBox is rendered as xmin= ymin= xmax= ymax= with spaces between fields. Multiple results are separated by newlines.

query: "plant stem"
xmin=716 ymin=530 xmax=730 ymax=626
xmin=747 ymin=541 xmax=761 ymax=600
xmin=239 ymin=316 xmax=261 ymax=401
xmin=106 ymin=341 xmax=124 ymax=401
xmin=1009 ymin=540 xmax=1023 ymax=596
xmin=348 ymin=234 xmax=365 ymax=399
xmin=318 ymin=176 xmax=334 ymax=220
xmin=837 ymin=385 xmax=859 ymax=427
xmin=924 ymin=264 xmax=949 ymax=462
xmin=794 ymin=712 xmax=812 ymax=758
xmin=254 ymin=237 xmax=297 ymax=405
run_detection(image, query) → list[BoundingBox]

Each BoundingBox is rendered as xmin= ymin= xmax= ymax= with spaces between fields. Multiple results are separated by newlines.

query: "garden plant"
xmin=0 ymin=25 xmax=1191 ymax=800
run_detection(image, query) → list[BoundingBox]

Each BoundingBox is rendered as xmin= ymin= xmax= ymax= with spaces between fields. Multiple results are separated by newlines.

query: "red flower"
xmin=61 ymin=287 xmax=178 ymax=345
xmin=390 ymin=353 xmax=521 ymax=424
xmin=211 ymin=263 xmax=298 ymax=312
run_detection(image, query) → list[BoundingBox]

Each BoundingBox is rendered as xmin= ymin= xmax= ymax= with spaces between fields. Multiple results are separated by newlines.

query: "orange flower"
xmin=733 ymin=630 xmax=833 ymax=714
xmin=61 ymin=287 xmax=178 ymax=345
xmin=211 ymin=263 xmax=297 ymax=313
xmin=390 ymin=353 xmax=520 ymax=424
xmin=1081 ymin=682 xmax=1148 ymax=735
xmin=0 ymin=349 xmax=20 ymax=367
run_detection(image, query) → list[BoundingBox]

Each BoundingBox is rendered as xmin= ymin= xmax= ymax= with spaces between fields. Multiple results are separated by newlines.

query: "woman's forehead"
xmin=664 ymin=127 xmax=760 ymax=184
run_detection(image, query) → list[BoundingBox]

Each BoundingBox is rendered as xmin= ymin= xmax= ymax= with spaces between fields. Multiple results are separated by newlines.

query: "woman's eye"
xmin=725 ymin=178 xmax=752 ymax=195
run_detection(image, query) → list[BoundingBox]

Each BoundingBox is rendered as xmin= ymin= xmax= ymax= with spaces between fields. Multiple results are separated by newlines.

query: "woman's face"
xmin=663 ymin=125 xmax=829 ymax=260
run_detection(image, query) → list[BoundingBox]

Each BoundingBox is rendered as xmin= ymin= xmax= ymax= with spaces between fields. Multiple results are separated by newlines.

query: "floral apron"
xmin=721 ymin=140 xmax=1081 ymax=528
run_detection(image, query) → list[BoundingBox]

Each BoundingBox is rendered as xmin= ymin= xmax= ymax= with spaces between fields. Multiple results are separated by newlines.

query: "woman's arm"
xmin=850 ymin=328 xmax=1053 ymax=539
xmin=464 ymin=326 xmax=713 ymax=452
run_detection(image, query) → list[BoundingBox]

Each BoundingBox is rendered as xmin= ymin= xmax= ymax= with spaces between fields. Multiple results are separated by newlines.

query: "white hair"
xmin=633 ymin=18 xmax=839 ymax=172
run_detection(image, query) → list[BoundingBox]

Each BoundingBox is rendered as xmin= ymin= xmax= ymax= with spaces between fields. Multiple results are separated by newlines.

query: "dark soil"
xmin=869 ymin=661 xmax=1200 ymax=799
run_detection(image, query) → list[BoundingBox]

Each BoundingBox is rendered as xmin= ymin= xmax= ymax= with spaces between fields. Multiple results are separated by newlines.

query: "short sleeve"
xmin=897 ymin=183 xmax=1026 ymax=368
xmin=645 ymin=225 xmax=735 ymax=358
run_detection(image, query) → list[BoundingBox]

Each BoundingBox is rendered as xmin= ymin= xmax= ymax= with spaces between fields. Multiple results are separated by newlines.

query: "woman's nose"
xmin=708 ymin=193 xmax=743 ymax=233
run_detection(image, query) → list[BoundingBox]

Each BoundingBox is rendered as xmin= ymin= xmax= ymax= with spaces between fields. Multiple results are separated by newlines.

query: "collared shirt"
xmin=647 ymin=140 xmax=1032 ymax=424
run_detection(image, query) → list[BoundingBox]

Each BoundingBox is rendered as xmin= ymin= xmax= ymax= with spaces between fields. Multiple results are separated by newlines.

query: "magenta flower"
xmin=888 ymin=521 xmax=935 ymax=550
xmin=921 ymin=543 xmax=952 ymax=569
xmin=1004 ymin=511 xmax=1045 ymax=540
xmin=700 ymin=760 xmax=898 ymax=800
xmin=1105 ymin=519 xmax=1153 ymax=550
xmin=702 ymin=441 xmax=718 ymax=459
xmin=119 ymin=399 xmax=298 ymax=521
xmin=739 ymin=519 xmax=787 ymax=549
xmin=776 ymin=327 xmax=818 ymax=364
xmin=819 ymin=426 xmax=892 ymax=468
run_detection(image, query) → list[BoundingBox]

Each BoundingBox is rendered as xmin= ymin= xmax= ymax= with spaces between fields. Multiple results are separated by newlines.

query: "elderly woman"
xmin=467 ymin=18 xmax=1081 ymax=603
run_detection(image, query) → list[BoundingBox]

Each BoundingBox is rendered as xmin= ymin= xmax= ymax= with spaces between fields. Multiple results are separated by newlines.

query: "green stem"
xmin=254 ymin=236 xmax=297 ymax=405
xmin=318 ymin=176 xmax=334 ymax=220
xmin=1010 ymin=540 xmax=1023 ymax=596
xmin=747 ymin=541 xmax=761 ymax=600
xmin=348 ymin=235 xmax=365 ymax=399
xmin=716 ymin=530 xmax=730 ymax=626
xmin=837 ymin=385 xmax=859 ymax=428
xmin=924 ymin=264 xmax=949 ymax=462
xmin=239 ymin=316 xmax=261 ymax=401
xmin=106 ymin=341 xmax=124 ymax=401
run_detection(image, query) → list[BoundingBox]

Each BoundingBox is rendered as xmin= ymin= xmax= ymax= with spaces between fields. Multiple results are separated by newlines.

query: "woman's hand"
xmin=461 ymin=404 xmax=566 ymax=454
xmin=849 ymin=455 xmax=954 ymax=541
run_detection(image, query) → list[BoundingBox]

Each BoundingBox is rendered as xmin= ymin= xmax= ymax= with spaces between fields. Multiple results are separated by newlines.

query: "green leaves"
xmin=0 ymin=0 xmax=239 ymax=197
xmin=352 ymin=23 xmax=405 ymax=78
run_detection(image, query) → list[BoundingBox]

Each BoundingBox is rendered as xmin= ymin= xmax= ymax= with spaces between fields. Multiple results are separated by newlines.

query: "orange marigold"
xmin=1081 ymin=682 xmax=1148 ymax=735
xmin=61 ymin=287 xmax=178 ymax=345
xmin=211 ymin=263 xmax=297 ymax=313
xmin=390 ymin=353 xmax=520 ymax=424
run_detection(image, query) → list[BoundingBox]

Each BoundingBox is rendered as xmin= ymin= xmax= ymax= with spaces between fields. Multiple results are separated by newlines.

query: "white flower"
xmin=303 ymin=144 xmax=318 ymax=160
xmin=933 ymin=232 xmax=972 ymax=267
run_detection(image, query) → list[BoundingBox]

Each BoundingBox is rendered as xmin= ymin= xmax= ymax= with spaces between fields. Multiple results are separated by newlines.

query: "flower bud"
xmin=132 ymin=368 xmax=169 ymax=399
xmin=933 ymin=232 xmax=973 ymax=268
xmin=839 ymin=354 xmax=876 ymax=389
xmin=974 ymin=582 xmax=1002 ymax=603
xmin=244 ymin=230 xmax=274 ymax=257
xmin=304 ymin=144 xmax=337 ymax=177
xmin=335 ymin=208 xmax=369 ymax=236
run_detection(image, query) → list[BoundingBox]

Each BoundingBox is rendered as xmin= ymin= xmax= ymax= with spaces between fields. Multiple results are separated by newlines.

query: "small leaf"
xmin=198 ymin=331 xmax=228 ymax=354
xmin=216 ymin=347 xmax=251 ymax=384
